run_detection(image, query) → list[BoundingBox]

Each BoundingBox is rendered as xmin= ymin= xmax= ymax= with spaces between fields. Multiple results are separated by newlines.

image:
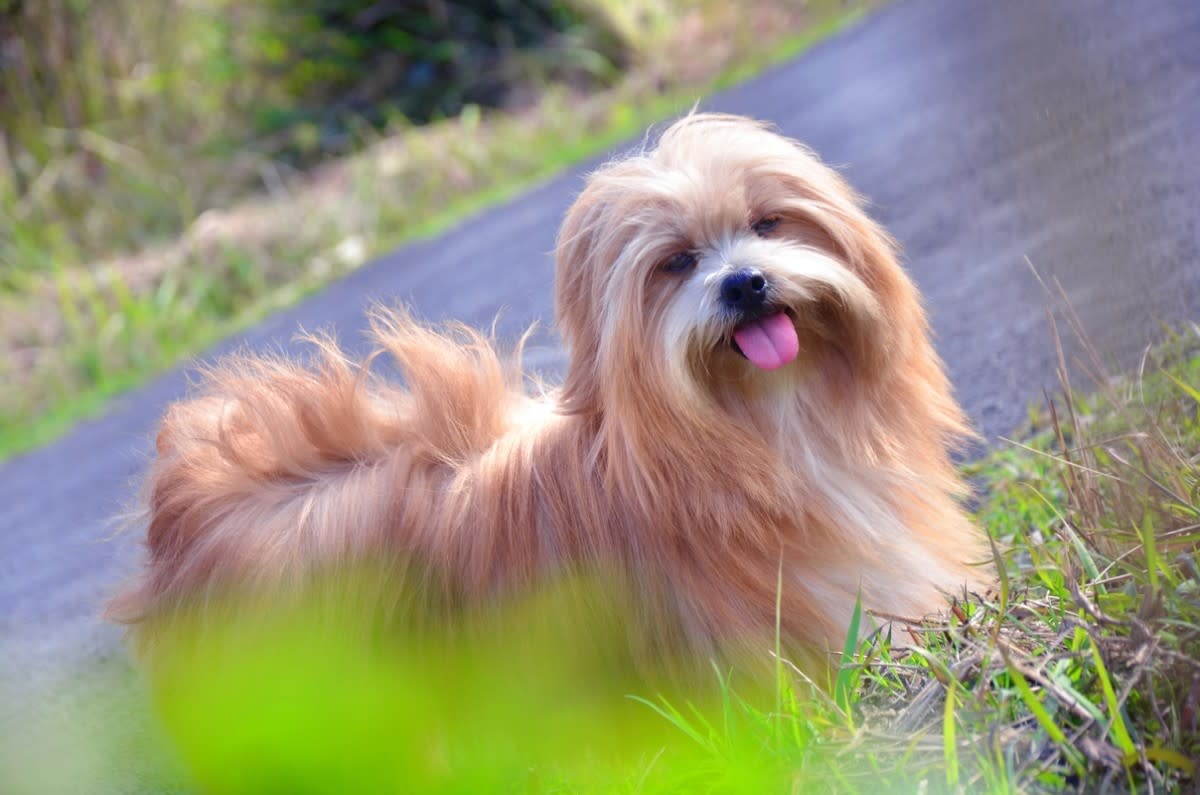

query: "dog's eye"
xmin=752 ymin=215 xmax=782 ymax=236
xmin=661 ymin=251 xmax=698 ymax=274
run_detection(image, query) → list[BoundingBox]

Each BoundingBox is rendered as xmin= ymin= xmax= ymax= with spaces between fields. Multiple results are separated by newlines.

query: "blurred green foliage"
xmin=250 ymin=0 xmax=625 ymax=140
xmin=0 ymin=0 xmax=624 ymax=264
xmin=3 ymin=572 xmax=879 ymax=794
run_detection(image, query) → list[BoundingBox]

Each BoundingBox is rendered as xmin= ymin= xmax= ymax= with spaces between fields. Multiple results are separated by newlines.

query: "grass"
xmin=0 ymin=0 xmax=869 ymax=461
xmin=850 ymin=314 xmax=1200 ymax=792
xmin=949 ymin=319 xmax=1199 ymax=791
xmin=3 ymin=320 xmax=1197 ymax=793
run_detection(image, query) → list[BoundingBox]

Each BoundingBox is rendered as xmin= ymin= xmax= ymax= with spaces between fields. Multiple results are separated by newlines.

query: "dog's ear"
xmin=554 ymin=183 xmax=608 ymax=416
xmin=796 ymin=173 xmax=976 ymax=458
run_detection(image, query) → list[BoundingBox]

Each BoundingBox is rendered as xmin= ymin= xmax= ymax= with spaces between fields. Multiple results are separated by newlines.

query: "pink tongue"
xmin=733 ymin=312 xmax=799 ymax=370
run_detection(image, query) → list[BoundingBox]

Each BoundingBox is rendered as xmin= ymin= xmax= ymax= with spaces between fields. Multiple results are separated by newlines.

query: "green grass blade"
xmin=833 ymin=593 xmax=863 ymax=719
xmin=1024 ymin=485 xmax=1101 ymax=582
xmin=1088 ymin=640 xmax=1136 ymax=758
xmin=1166 ymin=372 xmax=1200 ymax=406
xmin=1002 ymin=656 xmax=1085 ymax=777
xmin=1140 ymin=745 xmax=1196 ymax=775
xmin=1138 ymin=510 xmax=1160 ymax=593
xmin=942 ymin=677 xmax=959 ymax=790
xmin=774 ymin=553 xmax=784 ymax=744
xmin=626 ymin=695 xmax=706 ymax=747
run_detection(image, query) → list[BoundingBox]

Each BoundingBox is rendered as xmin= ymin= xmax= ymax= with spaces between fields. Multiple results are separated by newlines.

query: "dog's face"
xmin=555 ymin=114 xmax=917 ymax=423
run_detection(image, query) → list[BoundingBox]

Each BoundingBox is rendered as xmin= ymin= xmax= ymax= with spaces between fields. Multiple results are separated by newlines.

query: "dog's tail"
xmin=105 ymin=307 xmax=527 ymax=628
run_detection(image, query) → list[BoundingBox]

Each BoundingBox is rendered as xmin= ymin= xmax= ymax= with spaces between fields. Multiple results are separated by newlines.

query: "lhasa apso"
xmin=109 ymin=113 xmax=988 ymax=668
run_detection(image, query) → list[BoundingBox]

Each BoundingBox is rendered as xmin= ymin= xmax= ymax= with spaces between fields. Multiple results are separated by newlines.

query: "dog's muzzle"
xmin=719 ymin=270 xmax=799 ymax=371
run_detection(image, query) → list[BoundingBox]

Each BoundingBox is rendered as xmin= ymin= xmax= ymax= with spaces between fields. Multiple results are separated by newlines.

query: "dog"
xmin=108 ymin=113 xmax=988 ymax=669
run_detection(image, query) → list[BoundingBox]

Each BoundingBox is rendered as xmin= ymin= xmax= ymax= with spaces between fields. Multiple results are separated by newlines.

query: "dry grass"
xmin=836 ymin=311 xmax=1200 ymax=792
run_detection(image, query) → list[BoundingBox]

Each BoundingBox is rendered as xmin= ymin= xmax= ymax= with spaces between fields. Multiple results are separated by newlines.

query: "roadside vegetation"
xmin=5 ymin=320 xmax=1197 ymax=793
xmin=0 ymin=0 xmax=865 ymax=459
xmin=849 ymin=316 xmax=1200 ymax=792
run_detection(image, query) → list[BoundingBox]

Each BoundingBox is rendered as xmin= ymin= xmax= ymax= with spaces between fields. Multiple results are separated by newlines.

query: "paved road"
xmin=2 ymin=0 xmax=1199 ymax=704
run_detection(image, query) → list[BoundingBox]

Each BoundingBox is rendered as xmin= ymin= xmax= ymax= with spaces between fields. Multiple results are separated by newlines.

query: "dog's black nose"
xmin=720 ymin=268 xmax=768 ymax=312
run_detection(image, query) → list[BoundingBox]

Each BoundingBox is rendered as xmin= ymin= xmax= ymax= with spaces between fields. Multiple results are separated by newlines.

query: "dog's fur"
xmin=108 ymin=114 xmax=988 ymax=667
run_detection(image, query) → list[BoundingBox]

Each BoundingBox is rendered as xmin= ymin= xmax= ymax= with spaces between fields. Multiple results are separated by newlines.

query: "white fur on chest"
xmin=760 ymin=385 xmax=956 ymax=626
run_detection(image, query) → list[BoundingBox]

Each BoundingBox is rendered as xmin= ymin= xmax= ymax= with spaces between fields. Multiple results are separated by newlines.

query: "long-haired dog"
xmin=108 ymin=113 xmax=988 ymax=669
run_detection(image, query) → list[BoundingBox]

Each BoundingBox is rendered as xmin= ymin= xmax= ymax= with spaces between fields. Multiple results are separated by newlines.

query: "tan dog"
xmin=109 ymin=113 xmax=988 ymax=668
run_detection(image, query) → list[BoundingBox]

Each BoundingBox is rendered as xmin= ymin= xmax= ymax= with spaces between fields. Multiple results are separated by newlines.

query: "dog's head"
xmin=555 ymin=114 xmax=933 ymax=426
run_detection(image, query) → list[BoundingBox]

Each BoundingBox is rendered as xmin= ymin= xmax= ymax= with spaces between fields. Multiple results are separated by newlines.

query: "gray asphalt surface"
xmin=2 ymin=0 xmax=1199 ymax=728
